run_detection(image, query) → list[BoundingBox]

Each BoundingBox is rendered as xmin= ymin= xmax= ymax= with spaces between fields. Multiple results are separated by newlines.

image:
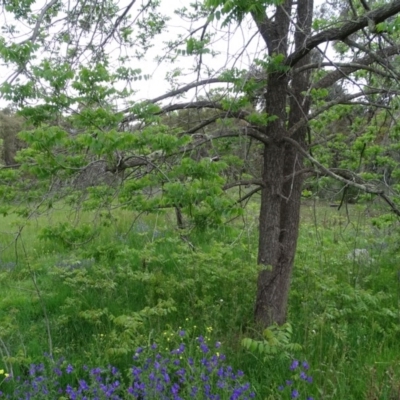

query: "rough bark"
xmin=255 ymin=0 xmax=314 ymax=327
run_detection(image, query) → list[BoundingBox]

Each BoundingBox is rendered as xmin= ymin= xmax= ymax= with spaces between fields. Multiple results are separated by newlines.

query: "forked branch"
xmin=284 ymin=136 xmax=400 ymax=217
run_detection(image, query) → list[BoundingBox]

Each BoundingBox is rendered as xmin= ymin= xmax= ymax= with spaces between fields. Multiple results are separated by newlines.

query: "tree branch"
xmin=285 ymin=1 xmax=400 ymax=67
xmin=283 ymin=136 xmax=400 ymax=216
xmin=99 ymin=0 xmax=138 ymax=48
xmin=20 ymin=0 xmax=59 ymax=45
xmin=287 ymin=88 xmax=400 ymax=137
xmin=312 ymin=43 xmax=400 ymax=90
xmin=223 ymin=179 xmax=264 ymax=190
xmin=236 ymin=186 xmax=262 ymax=204
xmin=251 ymin=10 xmax=274 ymax=53
xmin=343 ymin=38 xmax=400 ymax=79
xmin=121 ymin=77 xmax=225 ymax=118
xmin=284 ymin=136 xmax=378 ymax=191
xmin=159 ymin=101 xmax=223 ymax=114
xmin=297 ymin=59 xmax=399 ymax=82
xmin=108 ymin=126 xmax=265 ymax=173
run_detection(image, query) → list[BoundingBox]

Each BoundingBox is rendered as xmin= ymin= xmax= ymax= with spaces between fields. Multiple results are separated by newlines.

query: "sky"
xmin=0 ymin=0 xmax=329 ymax=111
xmin=115 ymin=2 xmax=267 ymax=106
xmin=0 ymin=0 xmax=269 ymax=110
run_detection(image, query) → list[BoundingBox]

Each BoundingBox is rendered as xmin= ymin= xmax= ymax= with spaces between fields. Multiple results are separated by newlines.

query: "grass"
xmin=0 ymin=199 xmax=400 ymax=398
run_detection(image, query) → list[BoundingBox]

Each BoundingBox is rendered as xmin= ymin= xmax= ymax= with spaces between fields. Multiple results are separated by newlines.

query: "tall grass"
xmin=0 ymin=200 xmax=400 ymax=398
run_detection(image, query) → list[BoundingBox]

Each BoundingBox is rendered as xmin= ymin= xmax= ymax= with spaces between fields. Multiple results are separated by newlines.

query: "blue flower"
xmin=90 ymin=368 xmax=102 ymax=376
xmin=190 ymin=386 xmax=198 ymax=397
xmin=162 ymin=371 xmax=170 ymax=383
xmin=290 ymin=360 xmax=299 ymax=370
xmin=79 ymin=380 xmax=89 ymax=391
xmin=110 ymin=366 xmax=118 ymax=375
xmin=66 ymin=364 xmax=74 ymax=374
xmin=200 ymin=343 xmax=209 ymax=353
xmin=291 ymin=389 xmax=300 ymax=398
xmin=171 ymin=383 xmax=180 ymax=395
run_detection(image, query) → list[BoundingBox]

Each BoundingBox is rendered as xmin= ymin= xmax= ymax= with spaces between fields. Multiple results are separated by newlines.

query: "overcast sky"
xmin=0 ymin=0 xmax=328 ymax=110
xmin=0 ymin=0 xmax=270 ymax=110
xmin=125 ymin=4 xmax=267 ymax=104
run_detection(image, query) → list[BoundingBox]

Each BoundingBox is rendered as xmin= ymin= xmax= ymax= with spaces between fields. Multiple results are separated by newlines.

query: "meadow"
xmin=0 ymin=199 xmax=400 ymax=399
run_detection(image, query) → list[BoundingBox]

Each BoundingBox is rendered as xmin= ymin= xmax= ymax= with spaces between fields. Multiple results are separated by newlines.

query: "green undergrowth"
xmin=0 ymin=201 xmax=400 ymax=398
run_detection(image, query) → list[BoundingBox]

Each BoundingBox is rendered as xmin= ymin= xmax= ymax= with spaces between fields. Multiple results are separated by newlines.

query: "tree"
xmin=0 ymin=109 xmax=24 ymax=166
xmin=2 ymin=0 xmax=400 ymax=328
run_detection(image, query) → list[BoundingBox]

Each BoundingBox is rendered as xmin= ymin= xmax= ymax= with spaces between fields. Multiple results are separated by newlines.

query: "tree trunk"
xmin=255 ymin=73 xmax=288 ymax=326
xmin=254 ymin=0 xmax=313 ymax=327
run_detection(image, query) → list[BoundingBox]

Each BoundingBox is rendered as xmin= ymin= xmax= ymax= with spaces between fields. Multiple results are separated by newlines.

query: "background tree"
xmin=0 ymin=109 xmax=24 ymax=166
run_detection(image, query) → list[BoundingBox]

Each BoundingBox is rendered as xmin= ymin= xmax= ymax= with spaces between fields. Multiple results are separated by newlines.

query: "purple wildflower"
xmin=290 ymin=360 xmax=299 ymax=370
xmin=291 ymin=389 xmax=300 ymax=398
xmin=200 ymin=343 xmax=209 ymax=353
xmin=66 ymin=364 xmax=74 ymax=374
xmin=79 ymin=380 xmax=89 ymax=391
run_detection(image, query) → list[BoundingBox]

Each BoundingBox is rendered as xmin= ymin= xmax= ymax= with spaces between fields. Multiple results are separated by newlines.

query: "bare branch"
xmin=380 ymin=193 xmax=400 ymax=217
xmin=283 ymin=168 xmax=315 ymax=182
xmin=149 ymin=79 xmax=224 ymax=103
xmin=251 ymin=10 xmax=273 ymax=53
xmin=287 ymin=88 xmax=400 ymax=137
xmin=284 ymin=136 xmax=378 ymax=191
xmin=340 ymin=101 xmax=392 ymax=109
xmin=99 ymin=0 xmax=138 ymax=48
xmin=284 ymin=136 xmax=400 ymax=216
xmin=20 ymin=0 xmax=59 ymax=45
xmin=122 ymin=100 xmax=223 ymax=123
xmin=286 ymin=1 xmax=400 ymax=67
xmin=297 ymin=61 xmax=397 ymax=79
xmin=343 ymin=38 xmax=400 ymax=79
xmin=183 ymin=113 xmax=228 ymax=135
xmin=159 ymin=101 xmax=223 ymax=114
xmin=360 ymin=0 xmax=371 ymax=11
xmin=223 ymin=179 xmax=264 ymax=190
xmin=313 ymin=44 xmax=400 ymax=90
xmin=121 ymin=78 xmax=225 ymax=115
xmin=236 ymin=186 xmax=262 ymax=204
